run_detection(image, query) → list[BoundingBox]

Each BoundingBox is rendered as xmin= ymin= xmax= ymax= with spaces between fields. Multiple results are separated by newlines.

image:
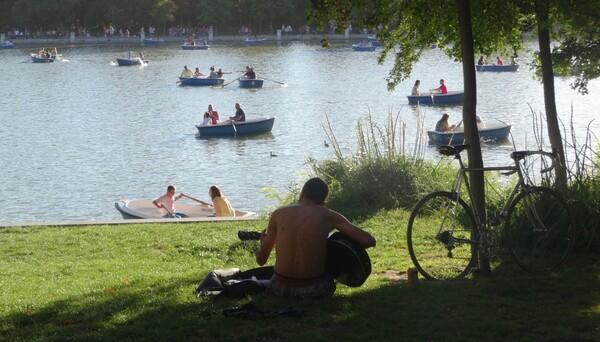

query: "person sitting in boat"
xmin=229 ymin=102 xmax=246 ymax=122
xmin=510 ymin=55 xmax=516 ymax=65
xmin=202 ymin=112 xmax=212 ymax=125
xmin=206 ymin=104 xmax=219 ymax=124
xmin=496 ymin=56 xmax=504 ymax=65
xmin=152 ymin=185 xmax=188 ymax=218
xmin=208 ymin=66 xmax=218 ymax=78
xmin=477 ymin=55 xmax=485 ymax=65
xmin=242 ymin=66 xmax=256 ymax=79
xmin=193 ymin=67 xmax=205 ymax=78
xmin=209 ymin=185 xmax=236 ymax=217
xmin=411 ymin=80 xmax=421 ymax=95
xmin=217 ymin=68 xmax=224 ymax=78
xmin=476 ymin=114 xmax=486 ymax=129
xmin=138 ymin=52 xmax=145 ymax=62
xmin=431 ymin=79 xmax=448 ymax=94
xmin=181 ymin=66 xmax=193 ymax=78
xmin=435 ymin=113 xmax=456 ymax=132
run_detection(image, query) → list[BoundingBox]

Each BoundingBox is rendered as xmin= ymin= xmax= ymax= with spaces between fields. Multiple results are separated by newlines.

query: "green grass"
xmin=1 ymin=213 xmax=598 ymax=341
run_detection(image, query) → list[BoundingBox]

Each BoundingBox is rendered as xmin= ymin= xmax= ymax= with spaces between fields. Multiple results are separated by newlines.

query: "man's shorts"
xmin=268 ymin=272 xmax=336 ymax=299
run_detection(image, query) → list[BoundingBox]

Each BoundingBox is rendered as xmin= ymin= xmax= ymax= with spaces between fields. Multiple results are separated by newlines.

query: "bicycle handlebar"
xmin=438 ymin=145 xmax=557 ymax=174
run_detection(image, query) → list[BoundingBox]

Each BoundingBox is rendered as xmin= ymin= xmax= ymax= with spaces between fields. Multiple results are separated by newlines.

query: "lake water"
xmin=1 ymin=39 xmax=598 ymax=224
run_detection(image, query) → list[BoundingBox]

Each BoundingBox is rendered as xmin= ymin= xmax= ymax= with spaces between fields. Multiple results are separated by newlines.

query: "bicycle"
xmin=407 ymin=144 xmax=574 ymax=280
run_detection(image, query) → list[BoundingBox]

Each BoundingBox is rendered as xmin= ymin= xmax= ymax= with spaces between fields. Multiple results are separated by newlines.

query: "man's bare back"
xmin=267 ymin=203 xmax=334 ymax=278
xmin=255 ymin=177 xmax=375 ymax=298
xmin=257 ymin=200 xmax=375 ymax=279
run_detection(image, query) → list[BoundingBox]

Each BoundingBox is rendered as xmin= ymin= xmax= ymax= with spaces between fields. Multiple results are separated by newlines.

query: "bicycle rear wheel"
xmin=504 ymin=186 xmax=574 ymax=273
xmin=407 ymin=191 xmax=477 ymax=280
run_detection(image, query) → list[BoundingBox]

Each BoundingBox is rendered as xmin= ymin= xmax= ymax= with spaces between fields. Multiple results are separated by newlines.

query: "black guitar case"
xmin=325 ymin=232 xmax=372 ymax=287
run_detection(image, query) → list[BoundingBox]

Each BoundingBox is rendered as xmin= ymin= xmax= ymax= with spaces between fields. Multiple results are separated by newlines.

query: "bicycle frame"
xmin=409 ymin=145 xmax=569 ymax=279
xmin=444 ymin=147 xmax=556 ymax=246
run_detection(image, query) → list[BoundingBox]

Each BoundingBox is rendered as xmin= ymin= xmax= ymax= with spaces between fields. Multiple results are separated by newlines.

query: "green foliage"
xmin=310 ymin=0 xmax=525 ymax=90
xmin=550 ymin=0 xmax=600 ymax=94
xmin=1 ymin=0 xmax=310 ymax=34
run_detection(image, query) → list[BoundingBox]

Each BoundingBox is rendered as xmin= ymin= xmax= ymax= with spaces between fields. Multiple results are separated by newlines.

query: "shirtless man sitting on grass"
xmin=255 ymin=177 xmax=376 ymax=298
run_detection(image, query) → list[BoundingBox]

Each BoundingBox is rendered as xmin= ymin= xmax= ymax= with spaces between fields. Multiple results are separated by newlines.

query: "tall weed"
xmin=528 ymin=107 xmax=600 ymax=252
xmin=308 ymin=109 xmax=454 ymax=219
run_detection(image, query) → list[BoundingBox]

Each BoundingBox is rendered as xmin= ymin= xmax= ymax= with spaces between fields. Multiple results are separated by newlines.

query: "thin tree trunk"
xmin=535 ymin=0 xmax=567 ymax=187
xmin=456 ymin=0 xmax=490 ymax=274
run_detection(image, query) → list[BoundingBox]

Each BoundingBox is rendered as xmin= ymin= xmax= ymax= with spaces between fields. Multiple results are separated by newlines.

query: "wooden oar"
xmin=220 ymin=78 xmax=239 ymax=87
xmin=181 ymin=193 xmax=212 ymax=206
xmin=162 ymin=206 xmax=176 ymax=218
xmin=260 ymin=77 xmax=286 ymax=86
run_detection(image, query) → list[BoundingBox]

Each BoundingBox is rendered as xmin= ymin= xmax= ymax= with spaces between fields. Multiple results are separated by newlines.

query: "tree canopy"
xmin=1 ymin=0 xmax=309 ymax=35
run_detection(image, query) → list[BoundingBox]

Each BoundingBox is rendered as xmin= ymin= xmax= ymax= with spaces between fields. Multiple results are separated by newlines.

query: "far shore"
xmin=3 ymin=33 xmax=372 ymax=47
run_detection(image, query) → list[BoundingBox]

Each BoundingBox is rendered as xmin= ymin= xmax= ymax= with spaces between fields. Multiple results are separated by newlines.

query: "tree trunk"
xmin=535 ymin=0 xmax=567 ymax=187
xmin=456 ymin=0 xmax=490 ymax=274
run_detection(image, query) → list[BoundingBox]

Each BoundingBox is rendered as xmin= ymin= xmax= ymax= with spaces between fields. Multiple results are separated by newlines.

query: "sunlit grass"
xmin=0 ymin=219 xmax=598 ymax=341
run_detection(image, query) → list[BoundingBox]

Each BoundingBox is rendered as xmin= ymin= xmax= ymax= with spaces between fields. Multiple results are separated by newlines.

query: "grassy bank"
xmin=1 ymin=215 xmax=598 ymax=341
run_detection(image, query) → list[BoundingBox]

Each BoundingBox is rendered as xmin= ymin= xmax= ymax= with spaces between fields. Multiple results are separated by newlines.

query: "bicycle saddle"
xmin=438 ymin=144 xmax=469 ymax=156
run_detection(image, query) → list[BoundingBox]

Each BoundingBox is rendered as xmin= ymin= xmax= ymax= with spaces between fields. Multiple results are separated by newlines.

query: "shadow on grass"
xmin=3 ymin=254 xmax=599 ymax=341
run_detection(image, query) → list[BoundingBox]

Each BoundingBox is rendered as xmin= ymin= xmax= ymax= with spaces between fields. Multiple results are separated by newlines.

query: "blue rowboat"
xmin=0 ymin=42 xmax=14 ymax=49
xmin=31 ymin=54 xmax=55 ymax=63
xmin=476 ymin=64 xmax=519 ymax=72
xmin=407 ymin=90 xmax=464 ymax=105
xmin=238 ymin=78 xmax=264 ymax=88
xmin=181 ymin=44 xmax=209 ymax=50
xmin=352 ymin=44 xmax=376 ymax=51
xmin=244 ymin=38 xmax=267 ymax=45
xmin=116 ymin=58 xmax=146 ymax=66
xmin=143 ymin=38 xmax=164 ymax=44
xmin=196 ymin=117 xmax=275 ymax=137
xmin=427 ymin=122 xmax=512 ymax=145
xmin=367 ymin=36 xmax=382 ymax=46
xmin=178 ymin=77 xmax=224 ymax=86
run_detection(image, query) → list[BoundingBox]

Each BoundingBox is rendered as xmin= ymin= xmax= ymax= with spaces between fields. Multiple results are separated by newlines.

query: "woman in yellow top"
xmin=209 ymin=185 xmax=236 ymax=217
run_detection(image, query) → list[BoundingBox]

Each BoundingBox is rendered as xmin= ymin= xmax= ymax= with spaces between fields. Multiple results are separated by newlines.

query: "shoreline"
xmin=3 ymin=33 xmax=371 ymax=47
xmin=0 ymin=216 xmax=261 ymax=228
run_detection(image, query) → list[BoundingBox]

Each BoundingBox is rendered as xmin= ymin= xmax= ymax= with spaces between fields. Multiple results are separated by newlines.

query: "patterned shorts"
xmin=267 ymin=273 xmax=336 ymax=299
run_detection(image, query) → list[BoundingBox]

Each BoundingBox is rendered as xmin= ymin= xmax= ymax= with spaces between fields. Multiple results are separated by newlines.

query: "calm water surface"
xmin=1 ymin=40 xmax=598 ymax=224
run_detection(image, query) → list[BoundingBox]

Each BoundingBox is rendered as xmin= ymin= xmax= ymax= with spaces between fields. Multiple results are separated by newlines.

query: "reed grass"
xmin=312 ymin=109 xmax=455 ymax=219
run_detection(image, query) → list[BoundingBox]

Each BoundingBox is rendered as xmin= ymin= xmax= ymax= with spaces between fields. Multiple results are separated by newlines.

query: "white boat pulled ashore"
xmin=115 ymin=199 xmax=258 ymax=220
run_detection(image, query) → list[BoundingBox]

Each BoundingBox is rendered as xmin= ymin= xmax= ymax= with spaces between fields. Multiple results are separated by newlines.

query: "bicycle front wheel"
xmin=504 ymin=186 xmax=574 ymax=273
xmin=407 ymin=191 xmax=477 ymax=280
